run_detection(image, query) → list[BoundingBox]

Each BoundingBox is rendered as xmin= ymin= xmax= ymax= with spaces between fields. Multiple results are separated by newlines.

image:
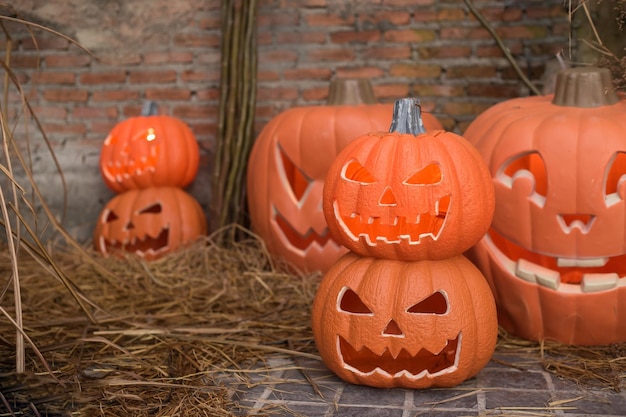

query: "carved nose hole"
xmin=383 ymin=319 xmax=403 ymax=336
xmin=126 ymin=221 xmax=135 ymax=230
xmin=379 ymin=187 xmax=397 ymax=206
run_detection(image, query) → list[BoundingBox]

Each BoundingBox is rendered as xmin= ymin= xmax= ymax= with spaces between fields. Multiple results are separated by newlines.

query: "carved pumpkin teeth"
xmin=274 ymin=210 xmax=334 ymax=250
xmin=557 ymin=257 xmax=609 ymax=267
xmin=104 ymin=227 xmax=170 ymax=256
xmin=337 ymin=333 xmax=461 ymax=378
xmin=582 ymin=273 xmax=620 ymax=293
xmin=333 ymin=199 xmax=448 ymax=246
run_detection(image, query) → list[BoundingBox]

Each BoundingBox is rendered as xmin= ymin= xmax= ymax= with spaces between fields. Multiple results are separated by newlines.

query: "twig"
xmin=464 ymin=0 xmax=541 ymax=96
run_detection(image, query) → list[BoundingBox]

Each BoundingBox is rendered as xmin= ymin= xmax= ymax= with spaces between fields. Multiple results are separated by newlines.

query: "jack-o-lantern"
xmin=464 ymin=66 xmax=626 ymax=345
xmin=311 ymin=252 xmax=497 ymax=389
xmin=94 ymin=186 xmax=207 ymax=260
xmin=100 ymin=101 xmax=200 ymax=193
xmin=247 ymin=80 xmax=443 ymax=273
xmin=323 ymin=97 xmax=494 ymax=261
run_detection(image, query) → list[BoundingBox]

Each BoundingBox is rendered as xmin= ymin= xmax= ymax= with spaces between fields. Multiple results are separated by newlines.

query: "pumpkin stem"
xmin=327 ymin=79 xmax=377 ymax=105
xmin=552 ymin=66 xmax=619 ymax=108
xmin=141 ymin=100 xmax=159 ymax=116
xmin=389 ymin=97 xmax=427 ymax=135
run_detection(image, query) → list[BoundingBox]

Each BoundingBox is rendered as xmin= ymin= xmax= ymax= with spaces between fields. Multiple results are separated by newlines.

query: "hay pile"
xmin=0 ymin=228 xmax=321 ymax=416
xmin=1 ymin=228 xmax=625 ymax=416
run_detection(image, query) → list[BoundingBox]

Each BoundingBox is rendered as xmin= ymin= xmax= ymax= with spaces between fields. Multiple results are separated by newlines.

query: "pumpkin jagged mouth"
xmin=274 ymin=210 xmax=334 ymax=250
xmin=487 ymin=229 xmax=626 ymax=293
xmin=338 ymin=333 xmax=460 ymax=378
xmin=333 ymin=196 xmax=450 ymax=245
xmin=100 ymin=227 xmax=169 ymax=256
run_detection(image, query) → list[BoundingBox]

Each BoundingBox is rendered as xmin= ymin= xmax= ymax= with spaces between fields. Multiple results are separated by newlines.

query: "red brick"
xmin=181 ymin=70 xmax=220 ymax=82
xmin=363 ymin=46 xmax=411 ymax=60
xmin=496 ymin=25 xmax=548 ymax=39
xmin=11 ymin=55 xmax=40 ymax=69
xmin=92 ymin=91 xmax=140 ymax=102
xmin=195 ymin=88 xmax=221 ymax=100
xmin=172 ymin=105 xmax=217 ymax=119
xmin=90 ymin=121 xmax=118 ymax=135
xmin=304 ymin=13 xmax=355 ymax=27
xmin=413 ymin=84 xmax=465 ymax=97
xmin=79 ymin=72 xmax=127 ymax=85
xmin=384 ymin=29 xmax=436 ymax=43
xmin=43 ymin=89 xmax=89 ymax=102
xmin=41 ymin=122 xmax=87 ymax=134
xmin=330 ymin=30 xmax=381 ymax=44
xmin=257 ymin=87 xmax=299 ymax=100
xmin=143 ymin=52 xmax=194 ymax=65
xmin=335 ymin=67 xmax=385 ymax=79
xmin=257 ymin=71 xmax=281 ymax=81
xmin=442 ymin=101 xmax=492 ymax=116
xmin=440 ymin=27 xmax=490 ymax=40
xmin=72 ymin=106 xmax=118 ymax=119
xmin=361 ymin=11 xmax=411 ymax=26
xmin=383 ymin=0 xmax=434 ymax=5
xmin=306 ymin=48 xmax=356 ymax=62
xmin=389 ymin=63 xmax=441 ymax=78
xmin=466 ymin=83 xmax=521 ymax=98
xmin=30 ymin=106 xmax=68 ymax=119
xmin=418 ymin=46 xmax=471 ymax=59
xmin=198 ymin=15 xmax=222 ymax=30
xmin=413 ymin=10 xmax=437 ymax=23
xmin=145 ymin=88 xmax=193 ymax=101
xmin=258 ymin=13 xmax=300 ymax=27
xmin=45 ymin=54 xmax=91 ymax=68
xmin=302 ymin=86 xmax=329 ymax=101
xmin=20 ymin=37 xmax=70 ymax=50
xmin=446 ymin=65 xmax=497 ymax=79
xmin=275 ymin=32 xmax=327 ymax=45
xmin=283 ymin=68 xmax=333 ymax=80
xmin=31 ymin=72 xmax=76 ymax=84
xmin=373 ymin=84 xmax=411 ymax=100
xmin=128 ymin=70 xmax=177 ymax=84
xmin=258 ymin=50 xmax=298 ymax=63
xmin=173 ymin=33 xmax=220 ymax=47
xmin=476 ymin=42 xmax=523 ymax=57
xmin=437 ymin=8 xmax=466 ymax=21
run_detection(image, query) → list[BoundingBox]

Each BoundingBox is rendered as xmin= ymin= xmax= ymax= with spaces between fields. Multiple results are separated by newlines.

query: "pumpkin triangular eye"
xmin=407 ymin=291 xmax=448 ymax=314
xmin=278 ymin=144 xmax=311 ymax=201
xmin=342 ymin=159 xmax=376 ymax=184
xmin=138 ymin=203 xmax=162 ymax=214
xmin=339 ymin=288 xmax=373 ymax=314
xmin=404 ymin=163 xmax=442 ymax=185
xmin=104 ymin=210 xmax=119 ymax=223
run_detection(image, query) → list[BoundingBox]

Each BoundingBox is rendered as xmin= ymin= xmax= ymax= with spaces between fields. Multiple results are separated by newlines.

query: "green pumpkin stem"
xmin=141 ymin=100 xmax=159 ymax=116
xmin=389 ymin=97 xmax=427 ymax=135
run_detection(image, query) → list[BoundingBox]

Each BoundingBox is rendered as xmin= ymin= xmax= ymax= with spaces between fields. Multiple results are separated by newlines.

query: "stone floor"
xmin=228 ymin=352 xmax=626 ymax=417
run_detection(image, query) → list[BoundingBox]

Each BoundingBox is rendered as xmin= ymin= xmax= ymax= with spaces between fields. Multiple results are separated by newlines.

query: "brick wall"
xmin=4 ymin=0 xmax=571 ymax=242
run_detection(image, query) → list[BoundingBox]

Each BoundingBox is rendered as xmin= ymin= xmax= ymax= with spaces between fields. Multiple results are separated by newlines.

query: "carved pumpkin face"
xmin=464 ymin=67 xmax=626 ymax=344
xmin=323 ymin=99 xmax=494 ymax=261
xmin=247 ymin=101 xmax=444 ymax=273
xmin=311 ymin=252 xmax=497 ymax=388
xmin=100 ymin=115 xmax=200 ymax=192
xmin=94 ymin=187 xmax=207 ymax=260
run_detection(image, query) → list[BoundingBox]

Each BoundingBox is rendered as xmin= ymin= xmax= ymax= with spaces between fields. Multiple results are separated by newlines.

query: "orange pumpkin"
xmin=323 ymin=97 xmax=494 ymax=261
xmin=94 ymin=186 xmax=207 ymax=260
xmin=311 ymin=252 xmax=497 ymax=388
xmin=464 ymin=66 xmax=626 ymax=345
xmin=247 ymin=80 xmax=443 ymax=273
xmin=100 ymin=102 xmax=200 ymax=192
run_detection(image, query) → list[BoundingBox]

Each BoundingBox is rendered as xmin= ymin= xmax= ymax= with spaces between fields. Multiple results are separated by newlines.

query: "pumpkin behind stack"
xmin=94 ymin=101 xmax=207 ymax=259
xmin=313 ymin=97 xmax=498 ymax=389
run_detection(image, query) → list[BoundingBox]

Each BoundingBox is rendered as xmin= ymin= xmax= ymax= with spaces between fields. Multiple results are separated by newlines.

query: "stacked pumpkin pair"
xmin=93 ymin=101 xmax=207 ymax=260
xmin=312 ymin=98 xmax=499 ymax=388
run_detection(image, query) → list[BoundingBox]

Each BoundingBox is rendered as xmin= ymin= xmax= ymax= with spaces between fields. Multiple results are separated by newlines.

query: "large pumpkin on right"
xmin=464 ymin=66 xmax=626 ymax=345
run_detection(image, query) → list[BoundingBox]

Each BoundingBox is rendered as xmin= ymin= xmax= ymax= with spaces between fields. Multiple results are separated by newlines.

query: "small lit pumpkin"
xmin=100 ymin=101 xmax=200 ymax=193
xmin=312 ymin=252 xmax=497 ymax=389
xmin=93 ymin=186 xmax=207 ymax=260
xmin=247 ymin=80 xmax=443 ymax=273
xmin=464 ymin=66 xmax=626 ymax=345
xmin=323 ymin=97 xmax=494 ymax=261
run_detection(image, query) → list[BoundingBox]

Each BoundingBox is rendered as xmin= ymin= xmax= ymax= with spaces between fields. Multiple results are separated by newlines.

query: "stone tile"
xmin=561 ymin=391 xmax=626 ymax=415
xmin=412 ymin=388 xmax=479 ymax=410
xmin=334 ymin=406 xmax=405 ymax=417
xmin=339 ymin=383 xmax=408 ymax=407
xmin=485 ymin=389 xmax=554 ymax=410
xmin=477 ymin=368 xmax=549 ymax=390
xmin=265 ymin=380 xmax=340 ymax=403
